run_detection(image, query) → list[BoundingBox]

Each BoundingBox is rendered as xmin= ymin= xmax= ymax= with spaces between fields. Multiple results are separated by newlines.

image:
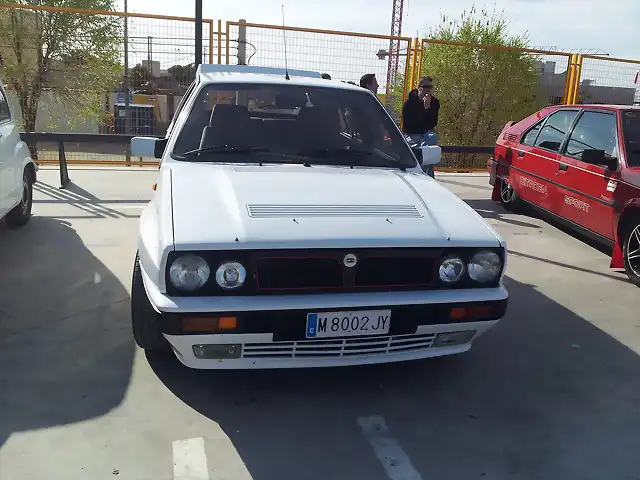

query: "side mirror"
xmin=131 ymin=136 xmax=165 ymax=159
xmin=581 ymin=149 xmax=617 ymax=171
xmin=413 ymin=145 xmax=441 ymax=166
xmin=604 ymin=156 xmax=618 ymax=171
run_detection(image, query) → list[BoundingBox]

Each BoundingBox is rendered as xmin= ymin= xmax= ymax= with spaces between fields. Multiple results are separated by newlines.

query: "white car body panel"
xmin=138 ymin=168 xmax=175 ymax=294
xmin=169 ymin=162 xmax=502 ymax=251
xmin=0 ymin=82 xmax=36 ymax=219
xmin=133 ymin=65 xmax=509 ymax=369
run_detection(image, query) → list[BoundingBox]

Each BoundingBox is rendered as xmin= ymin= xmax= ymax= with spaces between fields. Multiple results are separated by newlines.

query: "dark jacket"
xmin=401 ymin=89 xmax=440 ymax=134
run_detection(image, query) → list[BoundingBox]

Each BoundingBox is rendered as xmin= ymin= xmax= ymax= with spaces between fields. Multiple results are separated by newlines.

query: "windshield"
xmin=622 ymin=110 xmax=640 ymax=167
xmin=171 ymin=83 xmax=417 ymax=169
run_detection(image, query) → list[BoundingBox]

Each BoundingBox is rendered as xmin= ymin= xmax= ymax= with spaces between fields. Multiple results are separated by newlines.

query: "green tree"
xmin=167 ymin=63 xmax=196 ymax=84
xmin=397 ymin=7 xmax=545 ymax=146
xmin=129 ymin=64 xmax=150 ymax=89
xmin=0 ymin=1 xmax=122 ymax=134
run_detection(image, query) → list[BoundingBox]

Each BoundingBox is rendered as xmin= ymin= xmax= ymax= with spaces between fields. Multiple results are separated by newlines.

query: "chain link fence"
xmin=577 ymin=55 xmax=640 ymax=105
xmin=1 ymin=3 xmax=638 ymax=168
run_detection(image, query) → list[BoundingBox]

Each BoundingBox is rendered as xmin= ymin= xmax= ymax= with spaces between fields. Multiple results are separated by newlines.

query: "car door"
xmin=554 ymin=109 xmax=619 ymax=240
xmin=512 ymin=109 xmax=579 ymax=211
xmin=0 ymin=86 xmax=15 ymax=216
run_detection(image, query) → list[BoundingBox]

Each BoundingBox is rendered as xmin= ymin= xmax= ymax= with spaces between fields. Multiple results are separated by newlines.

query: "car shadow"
xmin=0 ymin=217 xmax=135 ymax=448
xmin=464 ymin=198 xmax=542 ymax=229
xmin=148 ymin=276 xmax=640 ymax=479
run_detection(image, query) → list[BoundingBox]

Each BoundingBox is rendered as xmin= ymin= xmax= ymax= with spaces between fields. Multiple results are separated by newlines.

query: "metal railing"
xmin=21 ymin=132 xmax=494 ymax=188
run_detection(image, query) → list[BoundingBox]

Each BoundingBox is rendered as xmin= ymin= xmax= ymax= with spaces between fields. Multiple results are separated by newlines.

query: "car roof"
xmin=560 ymin=104 xmax=640 ymax=111
xmin=196 ymin=64 xmax=365 ymax=92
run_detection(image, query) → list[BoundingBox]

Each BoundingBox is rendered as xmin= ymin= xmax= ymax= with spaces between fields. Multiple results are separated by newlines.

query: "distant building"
xmin=534 ymin=61 xmax=637 ymax=106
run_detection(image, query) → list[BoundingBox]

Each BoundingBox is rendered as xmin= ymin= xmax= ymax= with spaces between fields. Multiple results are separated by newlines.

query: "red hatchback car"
xmin=488 ymin=105 xmax=640 ymax=286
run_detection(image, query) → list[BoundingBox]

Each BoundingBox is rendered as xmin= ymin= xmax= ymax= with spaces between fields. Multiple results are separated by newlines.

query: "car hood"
xmin=169 ymin=163 xmax=502 ymax=250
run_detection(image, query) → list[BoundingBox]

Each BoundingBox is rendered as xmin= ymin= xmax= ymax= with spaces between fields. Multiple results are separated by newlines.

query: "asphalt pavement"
xmin=1 ymin=167 xmax=638 ymax=480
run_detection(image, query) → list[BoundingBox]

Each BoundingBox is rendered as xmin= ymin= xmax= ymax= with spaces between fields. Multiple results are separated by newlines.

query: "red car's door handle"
xmin=517 ymin=151 xmax=525 ymax=158
xmin=559 ymin=163 xmax=568 ymax=171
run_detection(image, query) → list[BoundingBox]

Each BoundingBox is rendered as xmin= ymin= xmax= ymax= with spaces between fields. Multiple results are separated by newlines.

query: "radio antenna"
xmin=281 ymin=5 xmax=290 ymax=80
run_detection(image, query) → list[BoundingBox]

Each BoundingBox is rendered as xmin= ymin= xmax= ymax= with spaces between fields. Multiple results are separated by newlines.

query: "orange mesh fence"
xmin=577 ymin=55 xmax=640 ymax=105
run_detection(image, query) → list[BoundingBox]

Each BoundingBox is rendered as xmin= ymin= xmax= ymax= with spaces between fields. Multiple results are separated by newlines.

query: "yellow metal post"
xmin=417 ymin=38 xmax=425 ymax=79
xmin=225 ymin=21 xmax=231 ymax=64
xmin=572 ymin=55 xmax=584 ymax=104
xmin=411 ymin=37 xmax=420 ymax=89
xmin=562 ymin=55 xmax=574 ymax=105
xmin=208 ymin=20 xmax=214 ymax=64
xmin=402 ymin=38 xmax=412 ymax=102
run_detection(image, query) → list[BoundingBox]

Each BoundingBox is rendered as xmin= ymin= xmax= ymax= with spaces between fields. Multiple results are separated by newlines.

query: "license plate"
xmin=305 ymin=310 xmax=391 ymax=339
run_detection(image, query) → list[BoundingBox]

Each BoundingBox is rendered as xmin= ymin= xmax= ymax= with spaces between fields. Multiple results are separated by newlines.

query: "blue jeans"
xmin=408 ymin=131 xmax=439 ymax=178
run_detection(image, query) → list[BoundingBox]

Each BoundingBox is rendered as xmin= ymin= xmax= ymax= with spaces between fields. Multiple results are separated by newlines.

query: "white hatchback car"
xmin=0 ymin=82 xmax=37 ymax=228
xmin=131 ymin=65 xmax=509 ymax=369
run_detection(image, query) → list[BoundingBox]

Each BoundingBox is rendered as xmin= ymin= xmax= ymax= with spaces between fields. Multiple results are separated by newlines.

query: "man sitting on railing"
xmin=402 ymin=76 xmax=440 ymax=178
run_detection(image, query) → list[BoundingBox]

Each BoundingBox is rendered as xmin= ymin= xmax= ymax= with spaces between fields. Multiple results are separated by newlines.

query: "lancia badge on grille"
xmin=343 ymin=253 xmax=358 ymax=267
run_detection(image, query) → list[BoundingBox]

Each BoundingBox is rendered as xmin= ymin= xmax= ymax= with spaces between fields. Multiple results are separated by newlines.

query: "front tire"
xmin=499 ymin=177 xmax=522 ymax=212
xmin=622 ymin=219 xmax=640 ymax=287
xmin=5 ymin=171 xmax=33 ymax=228
xmin=131 ymin=252 xmax=169 ymax=351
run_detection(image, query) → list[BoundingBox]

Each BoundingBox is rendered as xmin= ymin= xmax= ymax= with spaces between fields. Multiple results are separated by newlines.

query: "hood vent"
xmin=246 ymin=204 xmax=423 ymax=218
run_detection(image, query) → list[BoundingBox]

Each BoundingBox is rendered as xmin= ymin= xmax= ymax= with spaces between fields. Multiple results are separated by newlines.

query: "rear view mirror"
xmin=131 ymin=136 xmax=165 ymax=159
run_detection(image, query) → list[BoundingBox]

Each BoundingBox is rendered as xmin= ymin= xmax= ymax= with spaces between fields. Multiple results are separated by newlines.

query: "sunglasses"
xmin=419 ymin=84 xmax=434 ymax=89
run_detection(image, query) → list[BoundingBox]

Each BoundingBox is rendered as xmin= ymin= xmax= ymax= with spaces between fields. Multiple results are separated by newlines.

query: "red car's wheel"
xmin=622 ymin=219 xmax=640 ymax=287
xmin=498 ymin=178 xmax=522 ymax=212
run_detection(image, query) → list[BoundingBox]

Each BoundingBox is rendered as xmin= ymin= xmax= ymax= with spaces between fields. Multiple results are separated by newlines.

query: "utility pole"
xmin=195 ymin=0 xmax=203 ymax=66
xmin=123 ymin=0 xmax=131 ymax=162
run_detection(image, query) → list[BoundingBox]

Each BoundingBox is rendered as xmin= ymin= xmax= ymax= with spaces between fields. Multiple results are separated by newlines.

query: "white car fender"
xmin=138 ymin=167 xmax=175 ymax=293
xmin=15 ymin=137 xmax=36 ymax=179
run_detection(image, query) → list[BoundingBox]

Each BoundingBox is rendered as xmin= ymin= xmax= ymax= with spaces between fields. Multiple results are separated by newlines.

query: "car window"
xmin=171 ymin=83 xmax=417 ymax=169
xmin=564 ymin=111 xmax=618 ymax=164
xmin=621 ymin=110 xmax=640 ymax=168
xmin=521 ymin=121 xmax=543 ymax=146
xmin=0 ymin=88 xmax=11 ymax=123
xmin=166 ymin=80 xmax=197 ymax=138
xmin=533 ymin=110 xmax=578 ymax=152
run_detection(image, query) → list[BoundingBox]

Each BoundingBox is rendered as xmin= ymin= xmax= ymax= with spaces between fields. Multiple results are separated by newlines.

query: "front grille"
xmin=242 ymin=332 xmax=437 ymax=358
xmin=355 ymin=257 xmax=432 ymax=287
xmin=254 ymin=249 xmax=435 ymax=293
xmin=256 ymin=256 xmax=343 ymax=290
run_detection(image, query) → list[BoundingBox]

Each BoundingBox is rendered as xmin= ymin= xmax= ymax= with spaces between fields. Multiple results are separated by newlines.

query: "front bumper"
xmin=166 ymin=320 xmax=498 ymax=369
xmin=142 ymin=267 xmax=508 ymax=369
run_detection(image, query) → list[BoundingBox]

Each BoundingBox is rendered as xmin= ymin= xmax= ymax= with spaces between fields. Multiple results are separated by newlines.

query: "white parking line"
xmin=173 ymin=437 xmax=210 ymax=480
xmin=358 ymin=416 xmax=424 ymax=480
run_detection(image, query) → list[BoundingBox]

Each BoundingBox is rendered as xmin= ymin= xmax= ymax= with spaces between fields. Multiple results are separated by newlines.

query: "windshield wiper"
xmin=181 ymin=145 xmax=270 ymax=157
xmin=297 ymin=146 xmax=408 ymax=171
xmin=297 ymin=146 xmax=373 ymax=158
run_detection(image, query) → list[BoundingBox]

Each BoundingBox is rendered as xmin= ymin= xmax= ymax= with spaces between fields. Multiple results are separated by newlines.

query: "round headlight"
xmin=468 ymin=251 xmax=502 ymax=283
xmin=215 ymin=262 xmax=247 ymax=290
xmin=438 ymin=256 xmax=465 ymax=283
xmin=169 ymin=254 xmax=210 ymax=291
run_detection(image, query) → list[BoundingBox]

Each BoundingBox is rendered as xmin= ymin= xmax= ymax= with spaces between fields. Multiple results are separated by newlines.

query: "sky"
xmin=115 ymin=0 xmax=639 ymax=92
xmin=118 ymin=0 xmax=640 ymax=60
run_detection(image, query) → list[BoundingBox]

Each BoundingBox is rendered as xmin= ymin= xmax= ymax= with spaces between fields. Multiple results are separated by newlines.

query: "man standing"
xmin=359 ymin=73 xmax=379 ymax=94
xmin=402 ymin=76 xmax=440 ymax=178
